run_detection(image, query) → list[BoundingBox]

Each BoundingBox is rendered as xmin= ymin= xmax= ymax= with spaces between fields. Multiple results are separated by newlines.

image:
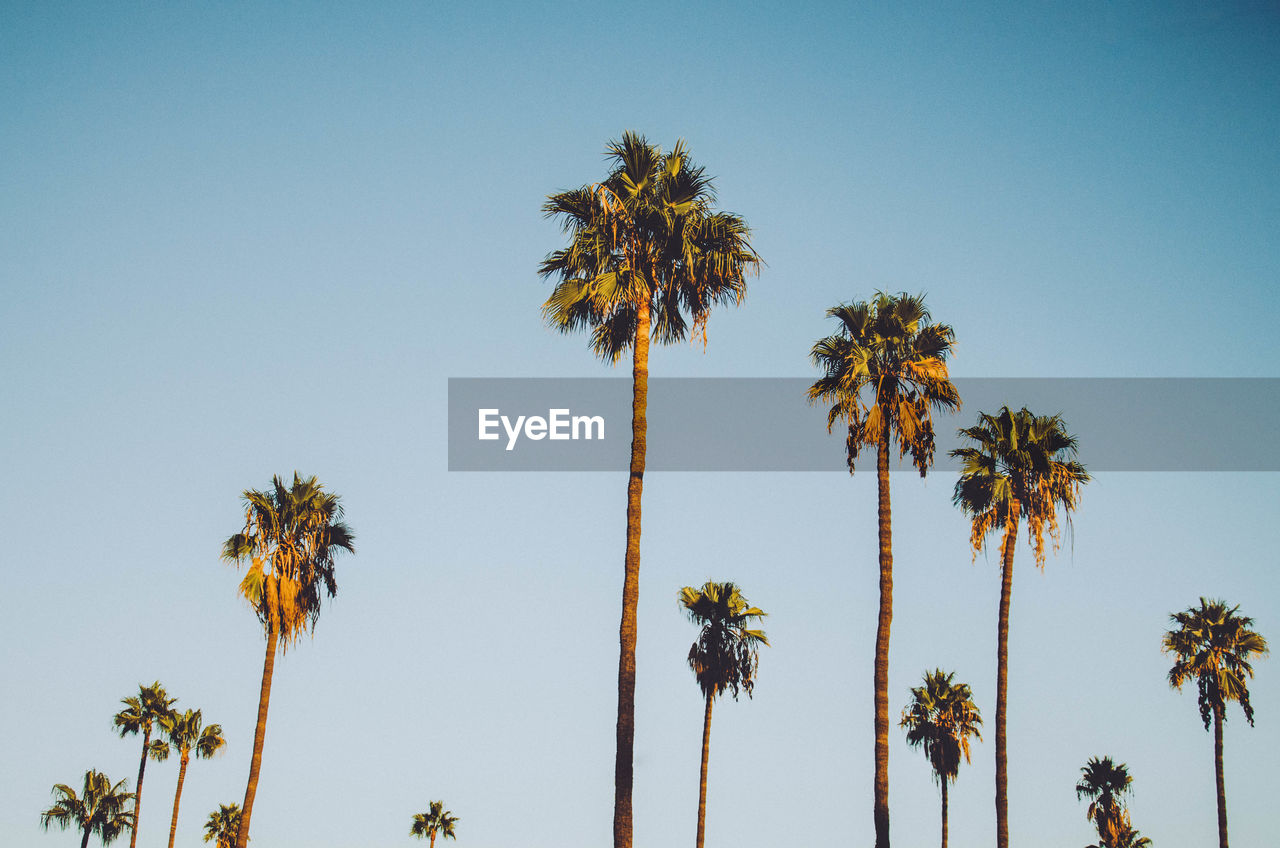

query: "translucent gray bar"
xmin=447 ymin=378 xmax=1279 ymax=472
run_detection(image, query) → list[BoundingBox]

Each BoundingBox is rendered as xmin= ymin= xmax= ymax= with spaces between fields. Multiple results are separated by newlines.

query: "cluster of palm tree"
xmin=41 ymin=682 xmax=226 ymax=848
xmin=540 ymin=132 xmax=1268 ymax=848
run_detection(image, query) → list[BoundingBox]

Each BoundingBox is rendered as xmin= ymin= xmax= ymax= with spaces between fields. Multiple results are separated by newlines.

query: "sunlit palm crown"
xmin=114 ymin=681 xmax=177 ymax=759
xmin=1163 ymin=597 xmax=1269 ymax=729
xmin=539 ymin=131 xmax=760 ymax=362
xmin=410 ymin=801 xmax=459 ymax=840
xmin=899 ymin=669 xmax=982 ymax=784
xmin=222 ymin=473 xmax=355 ymax=648
xmin=41 ymin=770 xmax=136 ymax=845
xmin=679 ymin=581 xmax=769 ymax=701
xmin=161 ymin=709 xmax=226 ymax=760
xmin=202 ymin=804 xmax=241 ymax=848
xmin=951 ymin=406 xmax=1089 ymax=566
xmin=1075 ymin=756 xmax=1134 ymax=827
xmin=808 ymin=292 xmax=960 ymax=474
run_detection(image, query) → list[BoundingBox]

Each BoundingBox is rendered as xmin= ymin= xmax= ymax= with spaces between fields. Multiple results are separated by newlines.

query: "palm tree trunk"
xmin=82 ymin=824 xmax=92 ymax=848
xmin=696 ymin=692 xmax=713 ymax=848
xmin=129 ymin=725 xmax=150 ymax=848
xmin=940 ymin=776 xmax=948 ymax=848
xmin=614 ymin=298 xmax=650 ymax=848
xmin=236 ymin=624 xmax=279 ymax=848
xmin=995 ymin=514 xmax=1018 ymax=848
xmin=1214 ymin=707 xmax=1228 ymax=848
xmin=873 ymin=435 xmax=892 ymax=848
xmin=167 ymin=754 xmax=189 ymax=848
xmin=430 ymin=832 xmax=437 ymax=848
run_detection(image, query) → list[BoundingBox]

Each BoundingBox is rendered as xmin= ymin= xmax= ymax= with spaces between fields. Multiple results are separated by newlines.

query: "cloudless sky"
xmin=3 ymin=2 xmax=1278 ymax=847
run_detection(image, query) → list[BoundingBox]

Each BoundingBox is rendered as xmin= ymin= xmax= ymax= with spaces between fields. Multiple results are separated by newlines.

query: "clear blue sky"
xmin=3 ymin=2 xmax=1278 ymax=846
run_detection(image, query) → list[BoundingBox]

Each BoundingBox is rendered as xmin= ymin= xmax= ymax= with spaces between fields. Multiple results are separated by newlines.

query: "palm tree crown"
xmin=410 ymin=800 xmax=459 ymax=847
xmin=202 ymin=804 xmax=241 ymax=848
xmin=679 ymin=581 xmax=769 ymax=700
xmin=1075 ymin=756 xmax=1135 ymax=839
xmin=162 ymin=709 xmax=226 ymax=762
xmin=1164 ymin=598 xmax=1268 ymax=730
xmin=900 ymin=669 xmax=982 ymax=786
xmin=41 ymin=770 xmax=136 ymax=848
xmin=539 ymin=130 xmax=760 ymax=361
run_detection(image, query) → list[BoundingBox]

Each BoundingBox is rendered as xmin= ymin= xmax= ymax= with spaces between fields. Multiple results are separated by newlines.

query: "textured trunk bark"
xmin=167 ymin=753 xmax=189 ymax=848
xmin=1214 ymin=707 xmax=1228 ymax=848
xmin=236 ymin=624 xmax=278 ymax=848
xmin=129 ymin=725 xmax=151 ymax=848
xmin=940 ymin=776 xmax=948 ymax=848
xmin=696 ymin=693 xmax=713 ymax=848
xmin=614 ymin=298 xmax=649 ymax=848
xmin=873 ymin=436 xmax=892 ymax=848
xmin=995 ymin=513 xmax=1019 ymax=848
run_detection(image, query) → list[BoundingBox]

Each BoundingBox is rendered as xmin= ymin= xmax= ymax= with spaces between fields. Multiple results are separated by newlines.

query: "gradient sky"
xmin=3 ymin=2 xmax=1278 ymax=847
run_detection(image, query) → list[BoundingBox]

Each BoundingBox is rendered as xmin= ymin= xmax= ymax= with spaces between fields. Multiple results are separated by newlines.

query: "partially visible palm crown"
xmin=951 ymin=406 xmax=1089 ymax=564
xmin=410 ymin=801 xmax=459 ymax=842
xmin=1076 ymin=756 xmax=1134 ymax=837
xmin=41 ymin=770 xmax=136 ymax=846
xmin=808 ymin=291 xmax=960 ymax=473
xmin=202 ymin=804 xmax=241 ymax=848
xmin=1163 ymin=598 xmax=1268 ymax=729
xmin=679 ymin=581 xmax=769 ymax=701
xmin=900 ymin=669 xmax=982 ymax=785
xmin=222 ymin=473 xmax=355 ymax=647
xmin=539 ymin=131 xmax=760 ymax=361
xmin=162 ymin=709 xmax=226 ymax=761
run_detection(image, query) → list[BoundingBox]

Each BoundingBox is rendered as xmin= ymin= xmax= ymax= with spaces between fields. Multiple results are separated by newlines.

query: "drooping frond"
xmin=899 ymin=669 xmax=983 ymax=787
xmin=410 ymin=801 xmax=459 ymax=841
xmin=202 ymin=804 xmax=241 ymax=848
xmin=1163 ymin=597 xmax=1268 ymax=729
xmin=679 ymin=581 xmax=769 ymax=701
xmin=113 ymin=682 xmax=177 ymax=738
xmin=41 ymin=770 xmax=136 ymax=845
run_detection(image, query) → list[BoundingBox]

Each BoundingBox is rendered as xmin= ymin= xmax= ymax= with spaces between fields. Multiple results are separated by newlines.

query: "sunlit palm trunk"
xmin=1214 ymin=708 xmax=1228 ymax=848
xmin=167 ymin=753 xmax=189 ymax=848
xmin=615 ymin=298 xmax=649 ymax=848
xmin=237 ymin=624 xmax=278 ymax=848
xmin=696 ymin=692 xmax=713 ymax=848
xmin=873 ymin=435 xmax=892 ymax=848
xmin=130 ymin=725 xmax=151 ymax=848
xmin=940 ymin=777 xmax=948 ymax=848
xmin=995 ymin=512 xmax=1018 ymax=848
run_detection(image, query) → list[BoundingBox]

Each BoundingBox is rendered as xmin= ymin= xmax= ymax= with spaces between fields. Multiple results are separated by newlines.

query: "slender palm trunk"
xmin=873 ymin=436 xmax=893 ymax=848
xmin=129 ymin=725 xmax=151 ymax=848
xmin=430 ymin=832 xmax=437 ymax=848
xmin=696 ymin=692 xmax=714 ymax=848
xmin=81 ymin=824 xmax=92 ymax=848
xmin=614 ymin=298 xmax=650 ymax=848
xmin=236 ymin=624 xmax=279 ymax=848
xmin=1213 ymin=707 xmax=1228 ymax=848
xmin=167 ymin=754 xmax=189 ymax=848
xmin=995 ymin=514 xmax=1019 ymax=848
xmin=940 ymin=776 xmax=948 ymax=848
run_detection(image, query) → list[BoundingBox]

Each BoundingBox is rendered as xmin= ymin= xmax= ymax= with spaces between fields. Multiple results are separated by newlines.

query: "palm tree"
xmin=113 ymin=682 xmax=175 ymax=848
xmin=41 ymin=770 xmax=136 ymax=848
xmin=160 ymin=709 xmax=226 ymax=848
xmin=540 ymin=131 xmax=760 ymax=848
xmin=951 ymin=406 xmax=1088 ymax=848
xmin=1086 ymin=810 xmax=1153 ymax=848
xmin=679 ymin=581 xmax=769 ymax=848
xmin=410 ymin=801 xmax=459 ymax=848
xmin=202 ymin=804 xmax=241 ymax=848
xmin=899 ymin=670 xmax=982 ymax=848
xmin=808 ymin=292 xmax=959 ymax=848
xmin=1163 ymin=598 xmax=1268 ymax=848
xmin=1075 ymin=756 xmax=1136 ymax=846
xmin=222 ymin=472 xmax=355 ymax=848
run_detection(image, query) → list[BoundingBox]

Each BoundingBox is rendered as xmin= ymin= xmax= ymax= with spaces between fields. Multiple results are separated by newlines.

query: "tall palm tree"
xmin=410 ymin=801 xmax=459 ymax=848
xmin=678 ymin=581 xmax=769 ymax=848
xmin=1075 ymin=756 xmax=1136 ymax=846
xmin=899 ymin=669 xmax=982 ymax=848
xmin=202 ymin=804 xmax=241 ymax=848
xmin=951 ymin=406 xmax=1088 ymax=848
xmin=160 ymin=709 xmax=226 ymax=848
xmin=808 ymin=292 xmax=959 ymax=848
xmin=540 ymin=131 xmax=760 ymax=848
xmin=222 ymin=472 xmax=355 ymax=848
xmin=41 ymin=770 xmax=136 ymax=848
xmin=113 ymin=681 xmax=176 ymax=848
xmin=1163 ymin=598 xmax=1268 ymax=848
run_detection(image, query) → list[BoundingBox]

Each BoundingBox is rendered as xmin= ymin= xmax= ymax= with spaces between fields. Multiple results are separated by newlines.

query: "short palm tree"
xmin=410 ymin=801 xmax=458 ymax=848
xmin=222 ymin=472 xmax=355 ymax=848
xmin=809 ymin=292 xmax=959 ymax=848
xmin=1086 ymin=810 xmax=1153 ymax=848
xmin=160 ymin=709 xmax=226 ymax=848
xmin=1075 ymin=756 xmax=1136 ymax=846
xmin=679 ymin=581 xmax=769 ymax=848
xmin=41 ymin=770 xmax=136 ymax=848
xmin=1163 ymin=598 xmax=1268 ymax=848
xmin=900 ymin=669 xmax=982 ymax=848
xmin=202 ymin=804 xmax=241 ymax=848
xmin=951 ymin=406 xmax=1088 ymax=848
xmin=541 ymin=131 xmax=760 ymax=848
xmin=113 ymin=682 xmax=176 ymax=848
